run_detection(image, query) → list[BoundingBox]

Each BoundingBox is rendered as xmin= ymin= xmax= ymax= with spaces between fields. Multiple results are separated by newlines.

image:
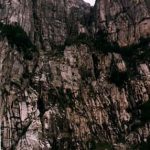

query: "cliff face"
xmin=0 ymin=0 xmax=150 ymax=149
xmin=0 ymin=0 xmax=91 ymax=50
xmin=95 ymin=0 xmax=150 ymax=46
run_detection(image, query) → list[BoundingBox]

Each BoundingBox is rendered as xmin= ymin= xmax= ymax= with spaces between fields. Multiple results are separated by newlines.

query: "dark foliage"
xmin=86 ymin=140 xmax=113 ymax=150
xmin=94 ymin=29 xmax=117 ymax=52
xmin=131 ymin=136 xmax=150 ymax=150
xmin=65 ymin=33 xmax=94 ymax=49
xmin=131 ymin=100 xmax=150 ymax=132
xmin=139 ymin=137 xmax=150 ymax=150
xmin=64 ymin=29 xmax=117 ymax=53
xmin=65 ymin=29 xmax=118 ymax=53
xmin=120 ymin=36 xmax=150 ymax=60
xmin=110 ymin=69 xmax=129 ymax=87
xmin=50 ymin=43 xmax=65 ymax=57
xmin=0 ymin=22 xmax=36 ymax=60
xmin=65 ymin=30 xmax=150 ymax=61
xmin=140 ymin=100 xmax=150 ymax=122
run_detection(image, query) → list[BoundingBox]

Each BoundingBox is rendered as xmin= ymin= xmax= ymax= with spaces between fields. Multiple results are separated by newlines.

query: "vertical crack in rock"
xmin=0 ymin=0 xmax=150 ymax=149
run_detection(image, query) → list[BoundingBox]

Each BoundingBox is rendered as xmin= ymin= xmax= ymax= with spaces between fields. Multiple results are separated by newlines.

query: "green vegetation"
xmin=64 ymin=31 xmax=149 ymax=86
xmin=65 ymin=30 xmax=119 ymax=53
xmin=88 ymin=140 xmax=113 ymax=150
xmin=64 ymin=29 xmax=117 ymax=53
xmin=129 ymin=100 xmax=150 ymax=132
xmin=65 ymin=33 xmax=94 ymax=48
xmin=95 ymin=142 xmax=112 ymax=150
xmin=94 ymin=29 xmax=118 ymax=53
xmin=0 ymin=21 xmax=149 ymax=61
xmin=110 ymin=69 xmax=129 ymax=87
xmin=139 ymin=137 xmax=150 ymax=150
xmin=0 ymin=22 xmax=36 ymax=60
xmin=140 ymin=100 xmax=150 ymax=122
xmin=50 ymin=43 xmax=65 ymax=58
xmin=120 ymin=37 xmax=150 ymax=58
xmin=131 ymin=136 xmax=150 ymax=150
xmin=65 ymin=30 xmax=149 ymax=60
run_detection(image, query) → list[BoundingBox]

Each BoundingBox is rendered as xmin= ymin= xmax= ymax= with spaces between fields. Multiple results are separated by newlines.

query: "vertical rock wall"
xmin=0 ymin=0 xmax=150 ymax=149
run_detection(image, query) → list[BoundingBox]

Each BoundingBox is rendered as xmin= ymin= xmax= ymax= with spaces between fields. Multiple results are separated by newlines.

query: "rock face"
xmin=0 ymin=0 xmax=150 ymax=149
xmin=0 ymin=0 xmax=91 ymax=48
xmin=95 ymin=0 xmax=150 ymax=46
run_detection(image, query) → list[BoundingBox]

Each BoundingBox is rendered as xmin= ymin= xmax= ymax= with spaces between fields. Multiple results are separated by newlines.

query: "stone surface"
xmin=0 ymin=0 xmax=150 ymax=149
xmin=95 ymin=0 xmax=150 ymax=46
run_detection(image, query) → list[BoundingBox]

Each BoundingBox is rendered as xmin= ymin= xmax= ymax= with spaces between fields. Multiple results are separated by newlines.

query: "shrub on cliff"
xmin=110 ymin=69 xmax=129 ymax=87
xmin=140 ymin=100 xmax=150 ymax=122
xmin=65 ymin=33 xmax=94 ymax=48
xmin=0 ymin=22 xmax=36 ymax=60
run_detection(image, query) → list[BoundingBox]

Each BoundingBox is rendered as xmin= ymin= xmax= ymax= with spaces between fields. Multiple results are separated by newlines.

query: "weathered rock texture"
xmin=95 ymin=0 xmax=150 ymax=46
xmin=0 ymin=0 xmax=150 ymax=149
xmin=0 ymin=0 xmax=91 ymax=47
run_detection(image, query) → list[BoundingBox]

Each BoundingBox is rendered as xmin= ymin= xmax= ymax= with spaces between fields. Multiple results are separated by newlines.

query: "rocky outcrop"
xmin=95 ymin=0 xmax=150 ymax=46
xmin=0 ymin=0 xmax=150 ymax=149
xmin=0 ymin=0 xmax=91 ymax=48
xmin=1 ymin=40 xmax=150 ymax=149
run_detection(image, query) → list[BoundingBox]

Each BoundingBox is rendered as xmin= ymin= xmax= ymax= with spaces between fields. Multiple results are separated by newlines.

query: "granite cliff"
xmin=0 ymin=0 xmax=150 ymax=149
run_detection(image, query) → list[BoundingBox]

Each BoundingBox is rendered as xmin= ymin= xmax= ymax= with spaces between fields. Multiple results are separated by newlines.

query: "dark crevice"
xmin=31 ymin=0 xmax=46 ymax=50
xmin=92 ymin=54 xmax=100 ymax=79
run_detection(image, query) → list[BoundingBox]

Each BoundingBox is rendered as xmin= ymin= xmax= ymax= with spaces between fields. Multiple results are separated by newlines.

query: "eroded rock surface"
xmin=95 ymin=0 xmax=150 ymax=46
xmin=0 ymin=0 xmax=150 ymax=149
